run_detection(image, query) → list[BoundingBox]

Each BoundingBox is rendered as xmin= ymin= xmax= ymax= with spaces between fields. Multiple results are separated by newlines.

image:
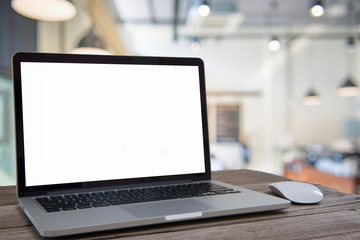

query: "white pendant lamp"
xmin=11 ymin=0 xmax=76 ymax=22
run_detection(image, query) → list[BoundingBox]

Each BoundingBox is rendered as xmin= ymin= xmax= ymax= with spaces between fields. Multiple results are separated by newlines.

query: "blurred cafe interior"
xmin=0 ymin=0 xmax=360 ymax=194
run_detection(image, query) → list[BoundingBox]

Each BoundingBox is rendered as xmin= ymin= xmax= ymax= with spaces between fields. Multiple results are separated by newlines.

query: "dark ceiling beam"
xmin=148 ymin=0 xmax=157 ymax=24
xmin=173 ymin=0 xmax=179 ymax=41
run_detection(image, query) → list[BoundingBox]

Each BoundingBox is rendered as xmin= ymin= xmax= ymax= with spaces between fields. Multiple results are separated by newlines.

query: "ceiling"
xmin=106 ymin=0 xmax=360 ymax=42
xmin=108 ymin=0 xmax=360 ymax=27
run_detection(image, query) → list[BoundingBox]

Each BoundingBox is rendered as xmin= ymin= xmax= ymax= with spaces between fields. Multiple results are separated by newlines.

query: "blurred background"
xmin=1 ymin=0 xmax=360 ymax=193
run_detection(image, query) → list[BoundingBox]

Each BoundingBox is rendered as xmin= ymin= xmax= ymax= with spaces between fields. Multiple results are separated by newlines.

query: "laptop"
xmin=12 ymin=52 xmax=290 ymax=237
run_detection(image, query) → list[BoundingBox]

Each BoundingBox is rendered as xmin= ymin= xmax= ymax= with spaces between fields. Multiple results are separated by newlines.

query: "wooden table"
xmin=1 ymin=169 xmax=360 ymax=239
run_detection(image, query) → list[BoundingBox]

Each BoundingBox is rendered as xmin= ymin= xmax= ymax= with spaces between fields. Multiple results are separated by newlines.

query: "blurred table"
xmin=1 ymin=169 xmax=360 ymax=239
xmin=284 ymin=164 xmax=358 ymax=194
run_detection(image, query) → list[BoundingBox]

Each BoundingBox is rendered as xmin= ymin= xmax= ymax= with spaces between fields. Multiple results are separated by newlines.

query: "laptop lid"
xmin=12 ymin=52 xmax=211 ymax=197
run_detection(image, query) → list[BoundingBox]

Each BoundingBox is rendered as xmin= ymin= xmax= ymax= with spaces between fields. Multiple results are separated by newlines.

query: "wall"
xmin=0 ymin=0 xmax=37 ymax=76
xmin=0 ymin=0 xmax=36 ymax=184
xmin=290 ymin=38 xmax=359 ymax=146
xmin=0 ymin=74 xmax=15 ymax=183
xmin=122 ymin=24 xmax=358 ymax=174
xmin=121 ymin=24 xmax=286 ymax=173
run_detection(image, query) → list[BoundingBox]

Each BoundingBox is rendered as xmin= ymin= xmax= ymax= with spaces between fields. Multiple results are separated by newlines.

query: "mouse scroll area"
xmin=268 ymin=181 xmax=323 ymax=204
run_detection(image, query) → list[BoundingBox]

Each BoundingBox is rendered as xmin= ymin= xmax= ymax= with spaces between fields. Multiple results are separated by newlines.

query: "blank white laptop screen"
xmin=20 ymin=62 xmax=206 ymax=187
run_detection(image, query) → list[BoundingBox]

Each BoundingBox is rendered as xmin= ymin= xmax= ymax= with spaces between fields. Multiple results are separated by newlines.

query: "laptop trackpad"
xmin=121 ymin=199 xmax=216 ymax=219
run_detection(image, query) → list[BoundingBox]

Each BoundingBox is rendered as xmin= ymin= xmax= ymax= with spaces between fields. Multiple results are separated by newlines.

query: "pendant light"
xmin=302 ymin=88 xmax=321 ymax=106
xmin=268 ymin=36 xmax=280 ymax=51
xmin=71 ymin=29 xmax=110 ymax=55
xmin=197 ymin=1 xmax=211 ymax=17
xmin=189 ymin=0 xmax=211 ymax=18
xmin=310 ymin=0 xmax=324 ymax=18
xmin=190 ymin=37 xmax=201 ymax=52
xmin=337 ymin=76 xmax=359 ymax=97
xmin=337 ymin=5 xmax=359 ymax=97
xmin=267 ymin=1 xmax=280 ymax=51
xmin=11 ymin=0 xmax=76 ymax=22
xmin=302 ymin=41 xmax=321 ymax=106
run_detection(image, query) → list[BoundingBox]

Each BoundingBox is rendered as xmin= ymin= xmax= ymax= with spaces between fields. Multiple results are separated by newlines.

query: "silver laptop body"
xmin=12 ymin=52 xmax=290 ymax=237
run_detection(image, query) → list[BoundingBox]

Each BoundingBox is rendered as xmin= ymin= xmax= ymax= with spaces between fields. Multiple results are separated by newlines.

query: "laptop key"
xmin=216 ymin=191 xmax=230 ymax=194
xmin=229 ymin=191 xmax=241 ymax=193
xmin=78 ymin=193 xmax=91 ymax=198
xmin=61 ymin=206 xmax=77 ymax=211
xmin=77 ymin=205 xmax=92 ymax=209
xmin=92 ymin=202 xmax=111 ymax=208
xmin=42 ymin=205 xmax=60 ymax=212
xmin=107 ymin=200 xmax=122 ymax=205
xmin=44 ymin=207 xmax=61 ymax=212
xmin=35 ymin=183 xmax=241 ymax=212
xmin=206 ymin=192 xmax=218 ymax=196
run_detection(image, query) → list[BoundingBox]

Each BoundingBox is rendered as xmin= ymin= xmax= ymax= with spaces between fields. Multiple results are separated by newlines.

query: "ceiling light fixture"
xmin=71 ymin=29 xmax=110 ymax=55
xmin=190 ymin=37 xmax=201 ymax=52
xmin=268 ymin=36 xmax=280 ymax=51
xmin=310 ymin=0 xmax=324 ymax=18
xmin=267 ymin=1 xmax=280 ymax=51
xmin=337 ymin=76 xmax=359 ymax=97
xmin=302 ymin=88 xmax=321 ymax=106
xmin=337 ymin=37 xmax=359 ymax=97
xmin=346 ymin=36 xmax=355 ymax=53
xmin=11 ymin=0 xmax=76 ymax=22
xmin=197 ymin=1 xmax=211 ymax=17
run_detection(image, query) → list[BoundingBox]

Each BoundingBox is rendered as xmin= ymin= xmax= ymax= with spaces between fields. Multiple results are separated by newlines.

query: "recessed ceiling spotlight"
xmin=197 ymin=1 xmax=211 ymax=17
xmin=268 ymin=37 xmax=280 ymax=51
xmin=310 ymin=0 xmax=324 ymax=17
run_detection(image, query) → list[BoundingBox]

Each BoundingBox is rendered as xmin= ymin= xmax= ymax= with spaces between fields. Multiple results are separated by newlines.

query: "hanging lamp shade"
xmin=268 ymin=36 xmax=280 ymax=51
xmin=197 ymin=0 xmax=211 ymax=17
xmin=71 ymin=29 xmax=110 ymax=55
xmin=302 ymin=88 xmax=321 ymax=106
xmin=11 ymin=0 xmax=76 ymax=22
xmin=337 ymin=76 xmax=359 ymax=97
xmin=346 ymin=37 xmax=355 ymax=53
xmin=310 ymin=0 xmax=324 ymax=17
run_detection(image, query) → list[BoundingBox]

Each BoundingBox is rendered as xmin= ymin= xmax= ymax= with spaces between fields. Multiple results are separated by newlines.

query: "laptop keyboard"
xmin=35 ymin=183 xmax=241 ymax=212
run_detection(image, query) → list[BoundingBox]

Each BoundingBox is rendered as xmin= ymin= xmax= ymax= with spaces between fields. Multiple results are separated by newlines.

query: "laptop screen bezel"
xmin=12 ymin=52 xmax=211 ymax=197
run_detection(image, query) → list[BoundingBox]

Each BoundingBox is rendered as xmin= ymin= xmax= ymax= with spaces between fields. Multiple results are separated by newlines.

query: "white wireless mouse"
xmin=268 ymin=181 xmax=323 ymax=204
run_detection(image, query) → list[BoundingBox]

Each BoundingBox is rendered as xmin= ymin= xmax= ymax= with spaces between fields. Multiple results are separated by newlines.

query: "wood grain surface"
xmin=1 ymin=169 xmax=359 ymax=239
